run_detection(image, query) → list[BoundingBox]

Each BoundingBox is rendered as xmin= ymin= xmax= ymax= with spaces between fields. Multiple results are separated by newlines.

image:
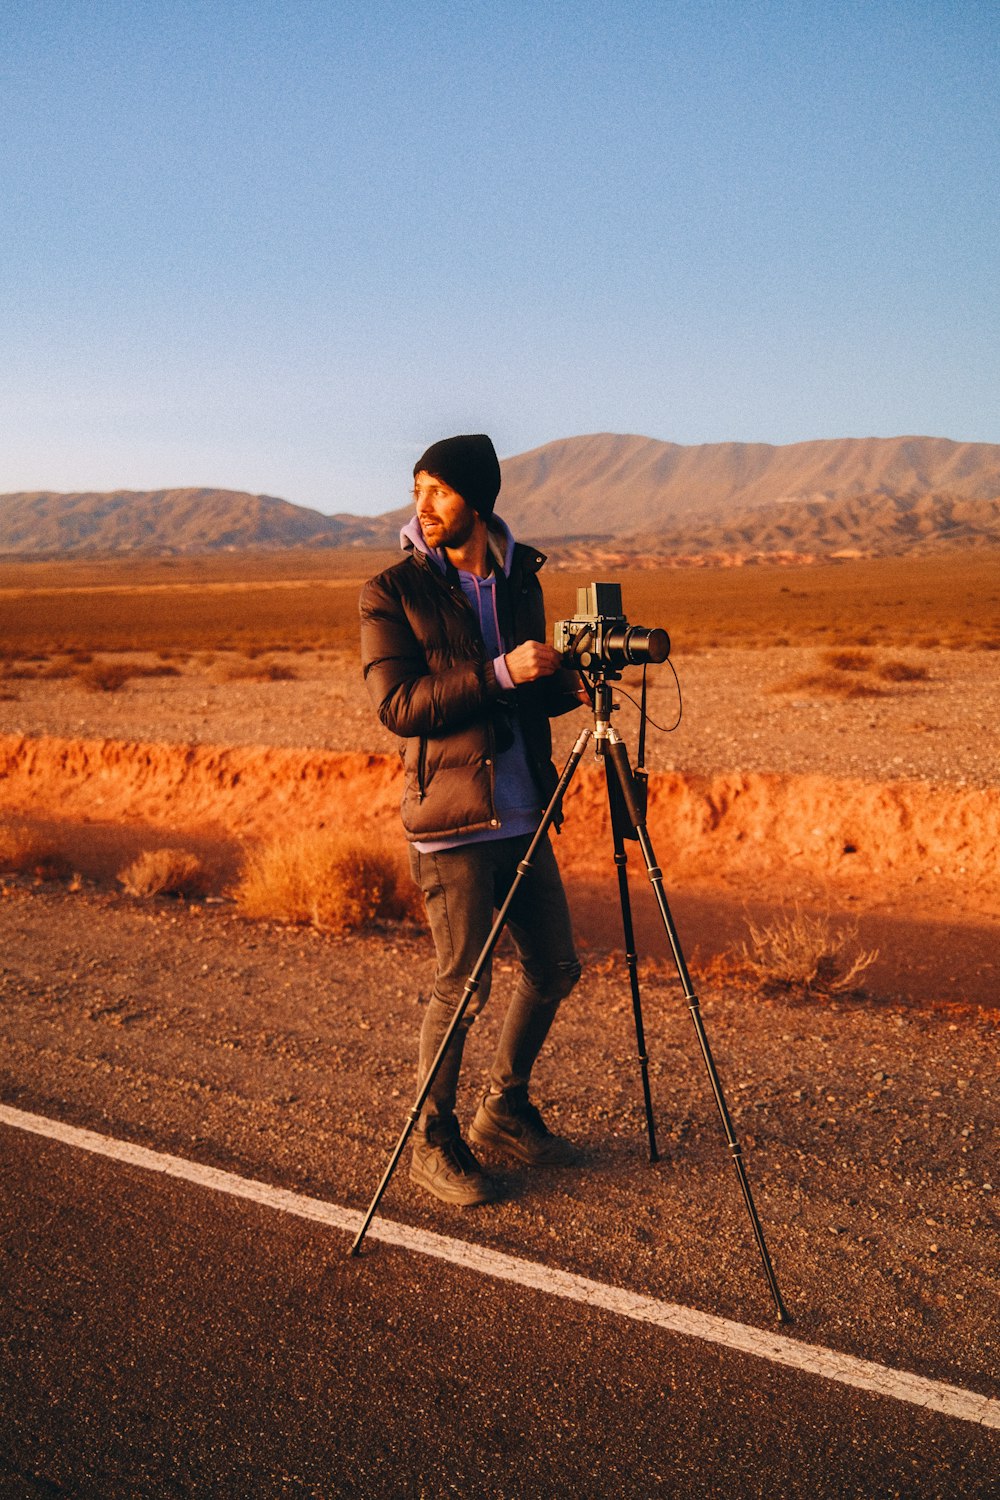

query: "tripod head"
xmin=578 ymin=668 xmax=622 ymax=735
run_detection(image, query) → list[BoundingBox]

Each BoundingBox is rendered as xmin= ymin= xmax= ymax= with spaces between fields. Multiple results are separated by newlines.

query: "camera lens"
xmin=604 ymin=625 xmax=670 ymax=666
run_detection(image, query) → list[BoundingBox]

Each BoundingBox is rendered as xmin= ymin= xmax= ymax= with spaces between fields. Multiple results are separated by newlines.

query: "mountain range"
xmin=3 ymin=434 xmax=999 ymax=563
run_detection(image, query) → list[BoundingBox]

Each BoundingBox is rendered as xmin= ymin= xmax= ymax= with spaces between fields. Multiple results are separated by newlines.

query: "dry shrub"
xmin=73 ymin=658 xmax=181 ymax=691
xmin=118 ymin=848 xmax=212 ymax=899
xmin=253 ymin=660 xmax=298 ymax=681
xmin=739 ymin=908 xmax=878 ymax=996
xmin=821 ymin=649 xmax=876 ymax=673
xmin=1 ymin=662 xmax=43 ymax=681
xmin=216 ymin=655 xmax=298 ymax=682
xmin=876 ymin=659 xmax=930 ymax=683
xmin=232 ymin=830 xmax=420 ymax=934
xmin=77 ymin=659 xmax=135 ymax=692
xmin=768 ymin=669 xmax=887 ymax=700
xmin=774 ymin=643 xmax=932 ymax=697
xmin=133 ymin=662 xmax=182 ymax=679
xmin=39 ymin=659 xmax=76 ymax=679
xmin=0 ymin=822 xmax=72 ymax=880
xmin=11 ymin=653 xmax=114 ymax=681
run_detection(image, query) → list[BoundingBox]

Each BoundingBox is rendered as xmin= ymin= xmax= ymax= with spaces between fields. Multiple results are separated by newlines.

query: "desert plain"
xmin=1 ymin=547 xmax=998 ymax=1493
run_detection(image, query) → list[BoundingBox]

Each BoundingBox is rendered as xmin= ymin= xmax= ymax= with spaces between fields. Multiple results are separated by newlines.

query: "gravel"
xmin=2 ymin=645 xmax=998 ymax=789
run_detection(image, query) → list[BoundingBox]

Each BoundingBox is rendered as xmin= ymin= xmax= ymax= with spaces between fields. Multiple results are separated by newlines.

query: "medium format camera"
xmin=553 ymin=582 xmax=670 ymax=673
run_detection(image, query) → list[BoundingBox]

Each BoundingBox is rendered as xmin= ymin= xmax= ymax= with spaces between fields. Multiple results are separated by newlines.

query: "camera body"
xmin=553 ymin=582 xmax=669 ymax=673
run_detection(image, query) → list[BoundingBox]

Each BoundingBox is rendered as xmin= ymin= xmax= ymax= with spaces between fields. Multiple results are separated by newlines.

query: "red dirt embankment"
xmin=1 ymin=733 xmax=997 ymax=924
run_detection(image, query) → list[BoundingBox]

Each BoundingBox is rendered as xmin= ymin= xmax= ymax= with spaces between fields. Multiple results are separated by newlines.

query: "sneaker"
xmin=410 ymin=1123 xmax=500 ymax=1207
xmin=468 ymin=1088 xmax=578 ymax=1167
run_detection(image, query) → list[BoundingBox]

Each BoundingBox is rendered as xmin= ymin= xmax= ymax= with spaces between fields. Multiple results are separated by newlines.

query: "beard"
xmin=420 ymin=505 xmax=479 ymax=550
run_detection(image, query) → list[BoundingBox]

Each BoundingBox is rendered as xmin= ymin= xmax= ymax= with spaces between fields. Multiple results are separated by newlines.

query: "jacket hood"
xmin=401 ymin=512 xmax=516 ymax=577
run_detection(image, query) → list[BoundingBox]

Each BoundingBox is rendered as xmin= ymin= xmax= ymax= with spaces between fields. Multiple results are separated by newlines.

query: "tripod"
xmin=350 ymin=672 xmax=790 ymax=1325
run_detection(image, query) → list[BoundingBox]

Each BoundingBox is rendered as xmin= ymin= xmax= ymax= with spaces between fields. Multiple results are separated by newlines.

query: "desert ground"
xmin=1 ymin=550 xmax=997 ymax=962
xmin=1 ymin=550 xmax=998 ymax=1494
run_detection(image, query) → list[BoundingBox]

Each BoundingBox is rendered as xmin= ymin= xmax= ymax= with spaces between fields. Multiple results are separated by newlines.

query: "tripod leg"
xmin=604 ymin=737 xmax=790 ymax=1323
xmin=604 ymin=760 xmax=659 ymax=1162
xmin=349 ymin=726 xmax=592 ymax=1256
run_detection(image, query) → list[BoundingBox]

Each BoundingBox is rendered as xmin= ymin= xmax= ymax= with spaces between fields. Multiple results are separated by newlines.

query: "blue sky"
xmin=2 ymin=1 xmax=997 ymax=515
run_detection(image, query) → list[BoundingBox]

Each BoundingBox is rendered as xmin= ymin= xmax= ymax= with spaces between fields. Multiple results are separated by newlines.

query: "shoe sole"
xmin=468 ymin=1118 xmax=578 ymax=1168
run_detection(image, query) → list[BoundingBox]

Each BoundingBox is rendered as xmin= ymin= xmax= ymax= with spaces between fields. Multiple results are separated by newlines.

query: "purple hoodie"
xmin=401 ymin=513 xmax=543 ymax=852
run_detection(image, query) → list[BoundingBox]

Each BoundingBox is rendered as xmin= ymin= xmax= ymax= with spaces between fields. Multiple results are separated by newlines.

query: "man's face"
xmin=412 ymin=470 xmax=479 ymax=550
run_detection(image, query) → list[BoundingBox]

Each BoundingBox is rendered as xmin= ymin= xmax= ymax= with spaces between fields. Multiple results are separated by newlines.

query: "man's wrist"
xmin=494 ymin=653 xmax=516 ymax=692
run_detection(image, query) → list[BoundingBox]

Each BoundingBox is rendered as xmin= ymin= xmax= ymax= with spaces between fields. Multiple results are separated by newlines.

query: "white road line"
xmin=3 ymin=1102 xmax=998 ymax=1431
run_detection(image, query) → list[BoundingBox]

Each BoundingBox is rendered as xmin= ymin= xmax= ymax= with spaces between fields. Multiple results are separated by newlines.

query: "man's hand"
xmin=504 ymin=641 xmax=564 ymax=684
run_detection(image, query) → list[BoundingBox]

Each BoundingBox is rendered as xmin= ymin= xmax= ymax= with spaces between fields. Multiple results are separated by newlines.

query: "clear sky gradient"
xmin=3 ymin=1 xmax=997 ymax=515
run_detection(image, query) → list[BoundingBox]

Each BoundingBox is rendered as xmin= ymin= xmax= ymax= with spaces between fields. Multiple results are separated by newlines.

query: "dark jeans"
xmin=408 ymin=833 xmax=581 ymax=1134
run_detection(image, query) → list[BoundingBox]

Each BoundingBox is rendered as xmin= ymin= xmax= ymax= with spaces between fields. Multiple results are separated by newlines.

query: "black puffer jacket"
xmin=360 ymin=540 xmax=579 ymax=842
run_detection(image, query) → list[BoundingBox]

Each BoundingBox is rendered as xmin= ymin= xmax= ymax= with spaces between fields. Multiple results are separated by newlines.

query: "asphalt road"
xmin=1 ymin=1123 xmax=996 ymax=1499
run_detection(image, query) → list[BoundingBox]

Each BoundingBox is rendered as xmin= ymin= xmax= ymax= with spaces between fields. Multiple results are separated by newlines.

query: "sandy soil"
xmin=2 ymin=644 xmax=997 ymax=786
xmin=1 ymin=640 xmax=998 ymax=1453
xmin=1 ymin=646 xmax=998 ymax=934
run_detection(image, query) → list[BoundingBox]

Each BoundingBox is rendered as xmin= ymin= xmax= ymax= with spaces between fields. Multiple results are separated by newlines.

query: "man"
xmin=359 ymin=433 xmax=583 ymax=1207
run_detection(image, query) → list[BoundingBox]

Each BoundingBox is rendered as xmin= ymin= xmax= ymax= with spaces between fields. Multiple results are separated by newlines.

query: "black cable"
xmin=614 ymin=658 xmax=683 ymax=734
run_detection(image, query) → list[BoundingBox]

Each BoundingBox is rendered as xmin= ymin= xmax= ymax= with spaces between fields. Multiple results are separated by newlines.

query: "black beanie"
xmin=413 ymin=433 xmax=501 ymax=519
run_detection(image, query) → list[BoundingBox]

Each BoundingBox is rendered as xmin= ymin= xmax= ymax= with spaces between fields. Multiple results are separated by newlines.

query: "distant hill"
xmin=3 ymin=434 xmax=999 ymax=561
xmin=602 ymin=491 xmax=1000 ymax=566
xmin=498 ymin=433 xmax=1000 ymax=541
xmin=0 ymin=487 xmax=391 ymax=556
